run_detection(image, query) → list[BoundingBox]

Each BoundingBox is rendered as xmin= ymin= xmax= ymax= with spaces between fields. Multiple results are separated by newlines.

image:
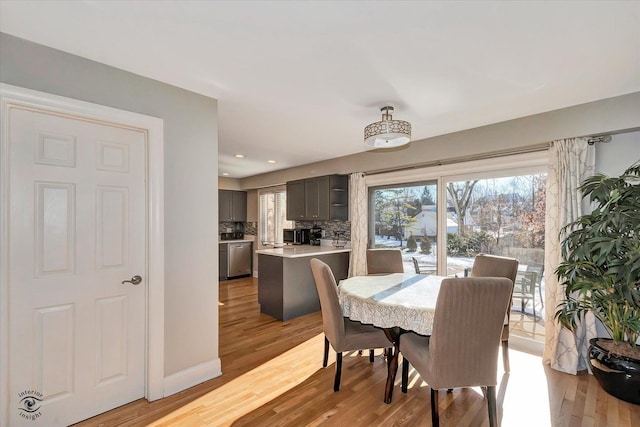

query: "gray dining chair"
xmin=310 ymin=258 xmax=391 ymax=391
xmin=366 ymin=248 xmax=404 ymax=274
xmin=469 ymin=253 xmax=519 ymax=372
xmin=399 ymin=277 xmax=513 ymax=427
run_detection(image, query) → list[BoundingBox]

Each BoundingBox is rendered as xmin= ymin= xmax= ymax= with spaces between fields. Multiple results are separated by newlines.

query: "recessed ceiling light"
xmin=267 ymin=160 xmax=276 ymax=164
xmin=222 ymin=172 xmax=229 ymax=176
xmin=234 ymin=154 xmax=245 ymax=158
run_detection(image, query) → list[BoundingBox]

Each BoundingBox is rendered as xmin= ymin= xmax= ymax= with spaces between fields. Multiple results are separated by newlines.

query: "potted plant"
xmin=555 ymin=161 xmax=640 ymax=404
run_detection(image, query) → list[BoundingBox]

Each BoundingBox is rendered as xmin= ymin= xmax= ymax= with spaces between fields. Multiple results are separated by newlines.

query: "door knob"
xmin=122 ymin=275 xmax=142 ymax=285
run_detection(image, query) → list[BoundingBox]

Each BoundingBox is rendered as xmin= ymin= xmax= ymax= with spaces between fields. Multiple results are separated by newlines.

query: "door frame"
xmin=0 ymin=83 xmax=165 ymax=424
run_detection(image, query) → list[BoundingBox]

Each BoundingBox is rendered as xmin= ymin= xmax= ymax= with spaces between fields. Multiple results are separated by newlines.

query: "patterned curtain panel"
xmin=348 ymin=172 xmax=368 ymax=277
xmin=543 ymin=138 xmax=596 ymax=374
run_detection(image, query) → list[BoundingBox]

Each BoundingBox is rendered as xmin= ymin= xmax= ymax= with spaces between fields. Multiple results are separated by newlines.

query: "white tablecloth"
xmin=338 ymin=273 xmax=444 ymax=336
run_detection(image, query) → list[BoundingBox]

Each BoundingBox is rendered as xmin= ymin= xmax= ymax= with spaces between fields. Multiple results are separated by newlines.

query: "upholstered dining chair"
xmin=310 ymin=258 xmax=391 ymax=391
xmin=469 ymin=253 xmax=519 ymax=372
xmin=366 ymin=248 xmax=404 ymax=274
xmin=399 ymin=277 xmax=513 ymax=427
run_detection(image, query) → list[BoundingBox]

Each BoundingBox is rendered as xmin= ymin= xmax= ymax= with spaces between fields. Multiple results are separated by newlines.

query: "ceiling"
xmin=1 ymin=1 xmax=639 ymax=178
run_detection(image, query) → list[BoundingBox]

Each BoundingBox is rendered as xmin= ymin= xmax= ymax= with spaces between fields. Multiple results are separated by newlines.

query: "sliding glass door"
xmin=366 ymin=151 xmax=548 ymax=348
xmin=444 ymin=172 xmax=547 ymax=344
xmin=369 ymin=181 xmax=438 ymax=273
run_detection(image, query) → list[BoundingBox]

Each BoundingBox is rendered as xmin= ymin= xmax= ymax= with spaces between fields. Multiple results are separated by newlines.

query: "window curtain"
xmin=542 ymin=137 xmax=596 ymax=374
xmin=348 ymin=172 xmax=368 ymax=277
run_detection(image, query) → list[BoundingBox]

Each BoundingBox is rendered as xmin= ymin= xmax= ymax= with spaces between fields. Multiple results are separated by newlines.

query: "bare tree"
xmin=447 ymin=180 xmax=479 ymax=235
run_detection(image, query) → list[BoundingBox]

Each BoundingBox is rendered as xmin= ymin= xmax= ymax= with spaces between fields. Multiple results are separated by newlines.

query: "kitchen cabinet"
xmin=285 ymin=179 xmax=305 ymax=220
xmin=219 ymin=190 xmax=247 ymax=222
xmin=304 ymin=175 xmax=329 ymax=220
xmin=286 ymin=174 xmax=348 ymax=221
xmin=328 ymin=175 xmax=348 ymax=221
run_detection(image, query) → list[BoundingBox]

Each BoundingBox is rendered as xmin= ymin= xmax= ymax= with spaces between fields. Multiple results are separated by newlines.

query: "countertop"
xmin=219 ymin=239 xmax=254 ymax=244
xmin=256 ymin=245 xmax=351 ymax=258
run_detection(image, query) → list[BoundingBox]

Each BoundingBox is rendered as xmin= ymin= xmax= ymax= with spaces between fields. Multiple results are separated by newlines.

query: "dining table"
xmin=338 ymin=272 xmax=445 ymax=404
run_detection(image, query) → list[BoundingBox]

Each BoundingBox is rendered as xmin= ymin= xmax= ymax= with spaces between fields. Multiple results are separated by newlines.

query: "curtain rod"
xmin=587 ymin=135 xmax=612 ymax=145
xmin=365 ymin=142 xmax=550 ymax=176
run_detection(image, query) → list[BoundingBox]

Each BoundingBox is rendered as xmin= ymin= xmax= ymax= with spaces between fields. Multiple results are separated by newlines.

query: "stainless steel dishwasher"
xmin=227 ymin=242 xmax=252 ymax=278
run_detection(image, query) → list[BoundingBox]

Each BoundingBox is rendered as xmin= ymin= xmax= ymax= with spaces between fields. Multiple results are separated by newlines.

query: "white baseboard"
xmin=163 ymin=358 xmax=222 ymax=397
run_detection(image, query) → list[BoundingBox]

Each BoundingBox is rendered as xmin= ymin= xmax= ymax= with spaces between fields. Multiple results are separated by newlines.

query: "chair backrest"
xmin=527 ymin=262 xmax=544 ymax=282
xmin=470 ymin=253 xmax=519 ymax=284
xmin=310 ymin=258 xmax=345 ymax=347
xmin=470 ymin=253 xmax=519 ymax=337
xmin=428 ymin=277 xmax=513 ymax=389
xmin=366 ymin=249 xmax=404 ymax=274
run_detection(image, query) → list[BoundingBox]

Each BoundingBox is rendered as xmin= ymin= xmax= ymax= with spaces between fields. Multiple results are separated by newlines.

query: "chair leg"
xmin=369 ymin=349 xmax=375 ymax=363
xmin=401 ymin=357 xmax=409 ymax=393
xmin=334 ymin=352 xmax=342 ymax=392
xmin=487 ymin=385 xmax=497 ymax=427
xmin=539 ymin=286 xmax=544 ymax=309
xmin=532 ymin=295 xmax=537 ymax=321
xmin=323 ymin=336 xmax=329 ymax=368
xmin=430 ymin=388 xmax=440 ymax=427
xmin=502 ymin=340 xmax=510 ymax=373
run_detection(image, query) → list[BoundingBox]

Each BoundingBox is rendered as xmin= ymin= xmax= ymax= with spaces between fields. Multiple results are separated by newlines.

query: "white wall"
xmin=218 ymin=176 xmax=243 ymax=190
xmin=0 ymin=33 xmax=220 ymax=387
xmin=596 ymin=130 xmax=640 ymax=176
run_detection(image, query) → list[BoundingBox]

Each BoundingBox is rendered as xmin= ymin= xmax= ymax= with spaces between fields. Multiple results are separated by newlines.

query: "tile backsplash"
xmin=244 ymin=222 xmax=257 ymax=235
xmin=295 ymin=221 xmax=351 ymax=241
xmin=220 ymin=220 xmax=349 ymax=240
xmin=220 ymin=221 xmax=257 ymax=235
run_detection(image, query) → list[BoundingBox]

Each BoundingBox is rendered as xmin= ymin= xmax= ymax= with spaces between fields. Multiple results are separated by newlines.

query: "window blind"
xmin=258 ymin=187 xmax=293 ymax=246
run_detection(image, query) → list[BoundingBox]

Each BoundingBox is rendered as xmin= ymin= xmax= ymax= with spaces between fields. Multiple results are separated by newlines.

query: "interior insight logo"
xmin=18 ymin=390 xmax=43 ymax=421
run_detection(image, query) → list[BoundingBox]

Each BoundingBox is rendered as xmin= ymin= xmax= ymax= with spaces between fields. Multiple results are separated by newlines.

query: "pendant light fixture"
xmin=364 ymin=106 xmax=411 ymax=148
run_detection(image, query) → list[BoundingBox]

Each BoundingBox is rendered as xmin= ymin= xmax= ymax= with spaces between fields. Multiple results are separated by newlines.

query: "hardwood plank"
xmin=73 ymin=276 xmax=640 ymax=426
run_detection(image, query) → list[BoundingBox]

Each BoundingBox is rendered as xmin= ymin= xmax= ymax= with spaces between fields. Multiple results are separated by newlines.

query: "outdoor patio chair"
xmin=512 ymin=262 xmax=544 ymax=320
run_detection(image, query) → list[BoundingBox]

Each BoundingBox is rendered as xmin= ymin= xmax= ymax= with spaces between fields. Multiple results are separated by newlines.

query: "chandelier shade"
xmin=364 ymin=106 xmax=411 ymax=148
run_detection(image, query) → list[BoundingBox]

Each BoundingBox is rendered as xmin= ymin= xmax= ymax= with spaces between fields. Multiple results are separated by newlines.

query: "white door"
xmin=8 ymin=106 xmax=146 ymax=426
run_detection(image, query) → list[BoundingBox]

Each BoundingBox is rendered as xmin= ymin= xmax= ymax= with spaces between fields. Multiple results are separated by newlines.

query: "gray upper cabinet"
xmin=304 ymin=175 xmax=329 ymax=220
xmin=219 ymin=190 xmax=247 ymax=222
xmin=286 ymin=174 xmax=348 ymax=221
xmin=286 ymin=179 xmax=306 ymax=220
xmin=328 ymin=175 xmax=348 ymax=221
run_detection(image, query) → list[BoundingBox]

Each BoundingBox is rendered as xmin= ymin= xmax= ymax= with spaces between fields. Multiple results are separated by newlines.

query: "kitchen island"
xmin=256 ymin=245 xmax=350 ymax=320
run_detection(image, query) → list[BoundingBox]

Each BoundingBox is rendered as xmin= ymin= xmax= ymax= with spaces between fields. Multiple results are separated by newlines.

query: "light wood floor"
xmin=75 ymin=277 xmax=640 ymax=426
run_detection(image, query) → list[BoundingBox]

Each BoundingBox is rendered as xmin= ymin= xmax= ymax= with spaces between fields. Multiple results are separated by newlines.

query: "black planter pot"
xmin=588 ymin=338 xmax=640 ymax=404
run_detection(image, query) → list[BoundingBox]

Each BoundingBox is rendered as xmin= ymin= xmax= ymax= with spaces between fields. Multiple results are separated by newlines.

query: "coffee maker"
xmin=310 ymin=225 xmax=322 ymax=246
